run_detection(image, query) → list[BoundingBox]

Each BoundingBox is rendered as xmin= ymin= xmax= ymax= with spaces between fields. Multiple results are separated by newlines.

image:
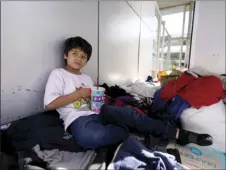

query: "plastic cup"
xmin=90 ymin=87 xmax=105 ymax=113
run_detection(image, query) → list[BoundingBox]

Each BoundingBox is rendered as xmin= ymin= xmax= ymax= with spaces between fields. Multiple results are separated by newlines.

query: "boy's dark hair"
xmin=63 ymin=36 xmax=92 ymax=61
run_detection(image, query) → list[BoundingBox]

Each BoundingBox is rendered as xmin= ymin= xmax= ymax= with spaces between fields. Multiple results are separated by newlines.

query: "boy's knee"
xmin=75 ymin=130 xmax=105 ymax=149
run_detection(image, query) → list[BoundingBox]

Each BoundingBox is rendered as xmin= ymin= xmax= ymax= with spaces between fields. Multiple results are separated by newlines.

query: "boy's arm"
xmin=45 ymin=88 xmax=91 ymax=110
xmin=45 ymin=91 xmax=80 ymax=110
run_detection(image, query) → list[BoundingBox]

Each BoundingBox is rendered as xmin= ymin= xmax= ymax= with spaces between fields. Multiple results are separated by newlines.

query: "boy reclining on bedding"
xmin=44 ymin=36 xmax=213 ymax=149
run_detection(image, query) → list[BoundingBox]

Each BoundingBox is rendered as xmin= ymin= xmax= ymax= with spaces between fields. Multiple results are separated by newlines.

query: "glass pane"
xmin=162 ymin=11 xmax=190 ymax=38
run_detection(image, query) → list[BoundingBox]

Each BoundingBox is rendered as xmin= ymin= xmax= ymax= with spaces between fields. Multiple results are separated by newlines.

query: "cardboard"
xmin=167 ymin=143 xmax=226 ymax=169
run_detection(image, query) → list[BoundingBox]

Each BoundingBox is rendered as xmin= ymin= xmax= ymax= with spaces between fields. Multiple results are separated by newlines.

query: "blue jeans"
xmin=70 ymin=105 xmax=177 ymax=149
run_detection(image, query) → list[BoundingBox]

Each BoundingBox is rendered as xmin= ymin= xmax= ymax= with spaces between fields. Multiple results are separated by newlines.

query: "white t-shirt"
xmin=44 ymin=68 xmax=95 ymax=131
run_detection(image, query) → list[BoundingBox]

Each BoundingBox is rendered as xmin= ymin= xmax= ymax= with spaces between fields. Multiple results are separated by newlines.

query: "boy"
xmin=44 ymin=36 xmax=213 ymax=149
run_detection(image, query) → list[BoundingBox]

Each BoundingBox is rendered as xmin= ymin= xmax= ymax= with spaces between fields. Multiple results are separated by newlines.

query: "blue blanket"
xmin=109 ymin=138 xmax=188 ymax=170
xmin=152 ymin=88 xmax=191 ymax=120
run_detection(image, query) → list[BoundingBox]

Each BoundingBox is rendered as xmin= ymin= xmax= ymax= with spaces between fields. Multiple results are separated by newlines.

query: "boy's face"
xmin=64 ymin=48 xmax=88 ymax=70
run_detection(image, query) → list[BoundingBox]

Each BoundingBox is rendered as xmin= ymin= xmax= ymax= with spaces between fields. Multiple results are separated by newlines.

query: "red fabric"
xmin=160 ymin=73 xmax=196 ymax=101
xmin=160 ymin=73 xmax=225 ymax=109
xmin=104 ymin=95 xmax=145 ymax=115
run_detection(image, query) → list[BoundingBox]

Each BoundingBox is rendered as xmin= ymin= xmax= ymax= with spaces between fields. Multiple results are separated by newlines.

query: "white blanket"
xmin=180 ymin=100 xmax=226 ymax=153
xmin=120 ymin=80 xmax=161 ymax=98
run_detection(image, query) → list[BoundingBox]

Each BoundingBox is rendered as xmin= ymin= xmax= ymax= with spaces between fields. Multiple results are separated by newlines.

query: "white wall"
xmin=99 ymin=1 xmax=157 ymax=85
xmin=138 ymin=1 xmax=158 ymax=80
xmin=190 ymin=1 xmax=225 ymax=74
xmin=1 ymin=1 xmax=157 ymax=125
xmin=128 ymin=1 xmax=142 ymax=16
xmin=99 ymin=1 xmax=140 ymax=86
xmin=1 ymin=1 xmax=98 ymax=124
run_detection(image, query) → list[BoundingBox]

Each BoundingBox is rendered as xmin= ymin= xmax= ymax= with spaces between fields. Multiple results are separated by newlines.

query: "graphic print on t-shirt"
xmin=72 ymin=84 xmax=90 ymax=110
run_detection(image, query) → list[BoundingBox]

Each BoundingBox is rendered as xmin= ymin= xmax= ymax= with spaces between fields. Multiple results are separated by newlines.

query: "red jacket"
xmin=160 ymin=73 xmax=225 ymax=109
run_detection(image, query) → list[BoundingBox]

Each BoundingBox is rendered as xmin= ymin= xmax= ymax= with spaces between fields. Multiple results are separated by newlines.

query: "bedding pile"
xmin=101 ymin=67 xmax=226 ymax=168
xmin=1 ymin=67 xmax=225 ymax=170
xmin=150 ymin=67 xmax=226 ymax=153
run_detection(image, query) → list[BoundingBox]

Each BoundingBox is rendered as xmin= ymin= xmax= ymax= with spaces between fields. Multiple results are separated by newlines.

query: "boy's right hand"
xmin=77 ymin=88 xmax=91 ymax=98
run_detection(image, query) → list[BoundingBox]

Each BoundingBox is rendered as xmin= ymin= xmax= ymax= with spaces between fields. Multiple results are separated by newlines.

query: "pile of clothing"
xmin=100 ymin=83 xmax=153 ymax=114
xmin=151 ymin=69 xmax=225 ymax=119
xmin=150 ymin=68 xmax=226 ymax=152
xmin=0 ymin=110 xmax=187 ymax=170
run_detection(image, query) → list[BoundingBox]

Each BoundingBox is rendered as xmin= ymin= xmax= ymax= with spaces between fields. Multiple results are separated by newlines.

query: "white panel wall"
xmin=141 ymin=1 xmax=157 ymax=32
xmin=1 ymin=1 xmax=98 ymax=124
xmin=190 ymin=1 xmax=225 ymax=74
xmin=138 ymin=1 xmax=158 ymax=79
xmin=99 ymin=1 xmax=140 ymax=86
xmin=127 ymin=1 xmax=142 ymax=16
xmin=138 ymin=22 xmax=154 ymax=79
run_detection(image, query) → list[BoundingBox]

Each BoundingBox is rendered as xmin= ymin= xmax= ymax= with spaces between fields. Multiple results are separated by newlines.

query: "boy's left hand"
xmin=78 ymin=88 xmax=91 ymax=98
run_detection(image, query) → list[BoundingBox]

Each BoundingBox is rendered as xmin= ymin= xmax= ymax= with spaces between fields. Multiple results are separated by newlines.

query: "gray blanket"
xmin=33 ymin=145 xmax=96 ymax=170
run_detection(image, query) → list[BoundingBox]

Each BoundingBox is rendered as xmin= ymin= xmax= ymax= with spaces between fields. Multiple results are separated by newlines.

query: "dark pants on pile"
xmin=70 ymin=105 xmax=177 ymax=149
